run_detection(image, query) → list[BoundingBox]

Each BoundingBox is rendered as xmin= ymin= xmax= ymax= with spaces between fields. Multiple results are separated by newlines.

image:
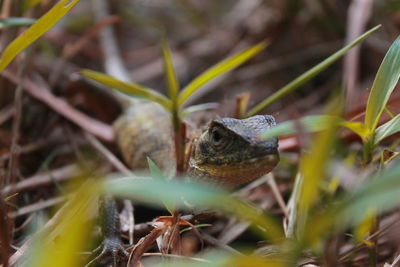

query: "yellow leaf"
xmin=0 ymin=0 xmax=81 ymax=72
xmin=81 ymin=69 xmax=172 ymax=110
xmin=178 ymin=42 xmax=268 ymax=106
xmin=354 ymin=208 xmax=376 ymax=243
xmin=161 ymin=41 xmax=180 ymax=104
xmin=28 ymin=179 xmax=101 ymax=267
xmin=340 ymin=121 xmax=369 ymax=139
xmin=23 ymin=0 xmax=45 ymax=10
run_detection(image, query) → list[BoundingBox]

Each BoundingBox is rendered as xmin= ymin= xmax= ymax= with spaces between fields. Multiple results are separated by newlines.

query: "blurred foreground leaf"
xmin=181 ymin=102 xmax=219 ymax=117
xmin=105 ymin=176 xmax=284 ymax=243
xmin=0 ymin=0 xmax=81 ymax=72
xmin=305 ymin=159 xmax=400 ymax=244
xmin=147 ymin=158 xmax=174 ymax=214
xmin=26 ymin=180 xmax=100 ymax=267
xmin=260 ymin=115 xmax=367 ymax=140
xmin=296 ymin=113 xmax=339 ymax=240
xmin=0 ymin=17 xmax=36 ymax=28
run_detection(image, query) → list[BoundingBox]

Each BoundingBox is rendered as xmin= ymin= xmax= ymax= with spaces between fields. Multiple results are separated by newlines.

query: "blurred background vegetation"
xmin=0 ymin=0 xmax=400 ymax=266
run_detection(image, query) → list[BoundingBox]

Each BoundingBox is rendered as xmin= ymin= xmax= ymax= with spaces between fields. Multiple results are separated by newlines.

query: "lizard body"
xmin=113 ymin=102 xmax=279 ymax=185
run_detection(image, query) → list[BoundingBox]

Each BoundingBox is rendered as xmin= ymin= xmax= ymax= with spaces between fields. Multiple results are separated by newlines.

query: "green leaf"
xmin=340 ymin=121 xmax=369 ymax=139
xmin=0 ymin=0 xmax=81 ymax=72
xmin=147 ymin=158 xmax=174 ymax=214
xmin=27 ymin=180 xmax=100 ymax=267
xmin=297 ymin=114 xmax=339 ymax=238
xmin=161 ymin=41 xmax=180 ymax=105
xmin=304 ymin=158 xmax=400 ymax=244
xmin=23 ymin=0 xmax=46 ymax=10
xmin=364 ymin=36 xmax=400 ymax=133
xmin=339 ymin=161 xmax=400 ymax=224
xmin=181 ymin=102 xmax=219 ymax=117
xmin=178 ymin=42 xmax=268 ymax=106
xmin=261 ymin=115 xmax=368 ymax=140
xmin=105 ymin=176 xmax=284 ymax=243
xmin=374 ymin=114 xmax=400 ymax=145
xmin=261 ymin=115 xmax=336 ymax=139
xmin=81 ymin=69 xmax=171 ymax=110
xmin=0 ymin=17 xmax=36 ymax=28
xmin=246 ymin=25 xmax=381 ymax=117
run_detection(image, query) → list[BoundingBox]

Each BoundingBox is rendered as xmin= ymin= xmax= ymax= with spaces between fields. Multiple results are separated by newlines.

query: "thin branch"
xmin=2 ymin=164 xmax=79 ymax=196
xmin=343 ymin=0 xmax=373 ymax=108
xmin=8 ymin=196 xmax=65 ymax=218
xmin=84 ymin=132 xmax=133 ymax=176
xmin=1 ymin=70 xmax=115 ymax=142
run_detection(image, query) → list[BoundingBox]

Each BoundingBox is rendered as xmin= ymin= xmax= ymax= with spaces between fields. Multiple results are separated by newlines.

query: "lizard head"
xmin=188 ymin=115 xmax=279 ymax=186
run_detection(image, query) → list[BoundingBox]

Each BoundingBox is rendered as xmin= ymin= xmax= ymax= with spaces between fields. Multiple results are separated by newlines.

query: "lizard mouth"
xmin=191 ymin=151 xmax=279 ymax=186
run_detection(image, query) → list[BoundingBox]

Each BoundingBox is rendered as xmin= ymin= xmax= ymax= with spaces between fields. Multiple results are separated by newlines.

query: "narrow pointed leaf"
xmin=27 ymin=180 xmax=100 ymax=267
xmin=0 ymin=17 xmax=36 ymax=28
xmin=161 ymin=41 xmax=180 ymax=104
xmin=261 ymin=115 xmax=336 ymax=139
xmin=304 ymin=158 xmax=400 ymax=244
xmin=147 ymin=158 xmax=174 ymax=214
xmin=340 ymin=121 xmax=369 ymax=139
xmin=364 ymin=36 xmax=400 ymax=132
xmin=105 ymin=177 xmax=284 ymax=243
xmin=297 ymin=115 xmax=339 ymax=238
xmin=181 ymin=102 xmax=219 ymax=117
xmin=246 ymin=25 xmax=381 ymax=117
xmin=178 ymin=42 xmax=268 ymax=106
xmin=374 ymin=114 xmax=400 ymax=145
xmin=261 ymin=115 xmax=367 ymax=140
xmin=81 ymin=69 xmax=171 ymax=110
xmin=0 ymin=0 xmax=81 ymax=72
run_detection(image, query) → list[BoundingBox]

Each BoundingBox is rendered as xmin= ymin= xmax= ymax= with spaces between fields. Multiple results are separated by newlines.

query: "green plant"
xmin=261 ymin=35 xmax=400 ymax=163
xmin=0 ymin=0 xmax=81 ymax=72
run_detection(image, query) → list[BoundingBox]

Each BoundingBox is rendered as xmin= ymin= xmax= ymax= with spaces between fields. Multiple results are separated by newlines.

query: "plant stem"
xmin=362 ymin=139 xmax=374 ymax=164
xmin=362 ymin=137 xmax=377 ymax=267
xmin=172 ymin=109 xmax=186 ymax=174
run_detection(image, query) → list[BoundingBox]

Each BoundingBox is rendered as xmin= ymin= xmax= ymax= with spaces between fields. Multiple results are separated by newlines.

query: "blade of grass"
xmin=364 ymin=36 xmax=400 ymax=133
xmin=178 ymin=42 xmax=268 ymax=106
xmin=147 ymin=158 xmax=174 ymax=214
xmin=23 ymin=0 xmax=45 ymax=10
xmin=0 ymin=0 xmax=81 ymax=72
xmin=260 ymin=115 xmax=367 ymax=140
xmin=246 ymin=25 xmax=381 ymax=117
xmin=181 ymin=102 xmax=219 ymax=117
xmin=161 ymin=41 xmax=180 ymax=104
xmin=374 ymin=114 xmax=400 ymax=145
xmin=297 ymin=114 xmax=339 ymax=240
xmin=305 ymin=158 xmax=400 ymax=244
xmin=105 ymin=176 xmax=284 ymax=244
xmin=81 ymin=69 xmax=172 ymax=110
xmin=27 ymin=180 xmax=100 ymax=267
xmin=0 ymin=17 xmax=36 ymax=28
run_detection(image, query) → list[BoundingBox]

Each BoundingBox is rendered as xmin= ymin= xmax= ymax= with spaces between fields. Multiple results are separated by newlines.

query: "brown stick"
xmin=1 ymin=70 xmax=115 ymax=142
xmin=8 ymin=196 xmax=65 ymax=218
xmin=2 ymin=164 xmax=78 ymax=196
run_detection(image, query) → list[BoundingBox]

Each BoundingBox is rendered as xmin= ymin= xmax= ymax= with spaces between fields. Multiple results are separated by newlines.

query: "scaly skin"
xmin=89 ymin=102 xmax=279 ymax=266
xmin=189 ymin=115 xmax=279 ymax=186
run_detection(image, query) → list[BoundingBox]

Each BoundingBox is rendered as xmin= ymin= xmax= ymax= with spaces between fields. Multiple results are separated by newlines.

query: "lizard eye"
xmin=212 ymin=129 xmax=222 ymax=143
xmin=210 ymin=127 xmax=228 ymax=150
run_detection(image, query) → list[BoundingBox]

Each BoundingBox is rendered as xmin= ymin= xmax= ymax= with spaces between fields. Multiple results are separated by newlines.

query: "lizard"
xmin=86 ymin=101 xmax=279 ymax=266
